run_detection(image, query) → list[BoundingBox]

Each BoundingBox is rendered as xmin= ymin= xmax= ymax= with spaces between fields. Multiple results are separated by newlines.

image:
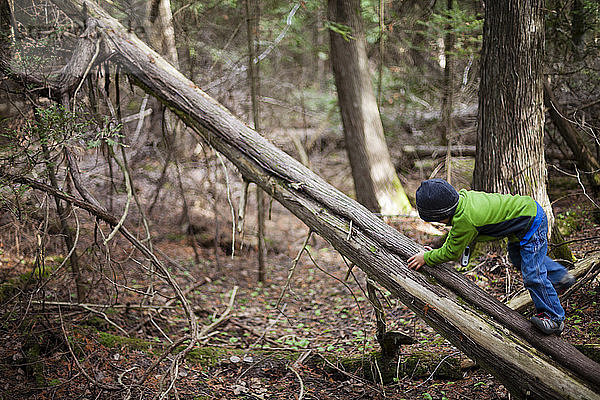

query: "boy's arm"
xmin=423 ymin=224 xmax=477 ymax=266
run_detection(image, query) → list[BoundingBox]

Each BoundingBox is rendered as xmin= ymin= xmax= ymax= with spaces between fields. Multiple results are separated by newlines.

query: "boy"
xmin=407 ymin=178 xmax=574 ymax=335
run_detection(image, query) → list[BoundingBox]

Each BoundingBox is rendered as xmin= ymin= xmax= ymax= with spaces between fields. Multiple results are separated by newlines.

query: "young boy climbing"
xmin=407 ymin=178 xmax=574 ymax=335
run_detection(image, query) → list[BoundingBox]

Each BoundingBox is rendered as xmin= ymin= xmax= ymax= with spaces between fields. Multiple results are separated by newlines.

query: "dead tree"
xmin=13 ymin=0 xmax=600 ymax=398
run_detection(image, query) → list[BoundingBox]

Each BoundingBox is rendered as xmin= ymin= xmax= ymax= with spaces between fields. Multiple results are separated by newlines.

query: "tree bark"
xmin=33 ymin=1 xmax=600 ymax=397
xmin=473 ymin=0 xmax=553 ymax=227
xmin=328 ymin=0 xmax=411 ymax=216
xmin=244 ymin=0 xmax=266 ymax=282
xmin=441 ymin=0 xmax=455 ymax=183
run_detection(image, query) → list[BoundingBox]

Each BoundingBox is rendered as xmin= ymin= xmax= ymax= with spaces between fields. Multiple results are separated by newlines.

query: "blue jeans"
xmin=507 ymin=210 xmax=567 ymax=322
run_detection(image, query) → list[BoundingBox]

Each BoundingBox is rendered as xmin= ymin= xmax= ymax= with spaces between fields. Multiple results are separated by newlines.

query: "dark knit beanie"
xmin=415 ymin=179 xmax=459 ymax=222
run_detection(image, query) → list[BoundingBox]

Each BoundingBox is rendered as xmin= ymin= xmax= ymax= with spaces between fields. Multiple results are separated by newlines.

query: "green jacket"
xmin=423 ymin=189 xmax=538 ymax=266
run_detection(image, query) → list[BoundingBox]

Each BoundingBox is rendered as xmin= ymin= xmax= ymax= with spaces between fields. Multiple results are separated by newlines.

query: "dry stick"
xmin=251 ymin=303 xmax=286 ymax=349
xmin=34 ymin=201 xmax=81 ymax=294
xmin=38 ymin=128 xmax=83 ymax=300
xmin=288 ymin=365 xmax=305 ymax=400
xmin=574 ymin=165 xmax=600 ymax=209
xmin=101 ymin=79 xmax=155 ymax=256
xmin=114 ymin=71 xmax=153 ymax=254
xmin=405 ymin=351 xmax=461 ymax=394
xmin=304 ymin=246 xmax=365 ymax=322
xmin=131 ymin=94 xmax=149 ymax=144
xmin=117 ymin=145 xmax=159 ymax=306
xmin=314 ymin=353 xmax=375 ymax=387
xmin=30 ymin=300 xmax=177 ymax=310
xmin=550 ymin=164 xmax=600 ymax=209
xmin=373 ymin=356 xmax=386 ymax=397
xmin=198 ymin=285 xmax=238 ymax=339
xmin=276 ymin=230 xmax=312 ymax=309
xmin=71 ymin=35 xmax=102 ymax=112
xmin=65 ymin=148 xmax=102 ymax=208
xmin=228 ymin=319 xmax=280 ymax=347
xmin=80 ymin=302 xmax=129 ymax=336
xmin=562 ymin=262 xmax=600 ymax=300
xmin=5 ymin=174 xmax=198 ymax=388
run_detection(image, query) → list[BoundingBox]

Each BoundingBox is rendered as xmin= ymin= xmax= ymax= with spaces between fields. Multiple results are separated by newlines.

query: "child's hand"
xmin=407 ymin=251 xmax=426 ymax=270
xmin=407 ymin=247 xmax=432 ymax=271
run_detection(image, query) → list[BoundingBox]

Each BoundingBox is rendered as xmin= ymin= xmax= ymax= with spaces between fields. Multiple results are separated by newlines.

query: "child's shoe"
xmin=555 ymin=272 xmax=575 ymax=294
xmin=531 ymin=313 xmax=564 ymax=335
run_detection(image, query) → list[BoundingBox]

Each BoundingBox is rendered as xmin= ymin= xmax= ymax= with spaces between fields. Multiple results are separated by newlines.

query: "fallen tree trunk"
xmin=24 ymin=1 xmax=600 ymax=397
xmin=402 ymin=145 xmax=570 ymax=161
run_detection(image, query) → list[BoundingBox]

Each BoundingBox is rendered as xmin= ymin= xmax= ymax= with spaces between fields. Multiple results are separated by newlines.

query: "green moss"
xmin=185 ymin=346 xmax=231 ymax=367
xmin=389 ymin=177 xmax=413 ymax=214
xmin=97 ymin=332 xmax=156 ymax=352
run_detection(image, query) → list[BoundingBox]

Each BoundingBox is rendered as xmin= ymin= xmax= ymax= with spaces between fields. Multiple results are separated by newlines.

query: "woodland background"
xmin=0 ymin=0 xmax=599 ymax=399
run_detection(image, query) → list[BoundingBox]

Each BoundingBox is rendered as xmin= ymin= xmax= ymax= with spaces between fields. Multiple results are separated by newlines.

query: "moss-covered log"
xmin=323 ymin=350 xmax=464 ymax=384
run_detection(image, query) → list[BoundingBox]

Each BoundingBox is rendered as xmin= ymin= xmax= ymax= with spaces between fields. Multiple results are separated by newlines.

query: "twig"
xmin=34 ymin=205 xmax=81 ymax=294
xmin=252 ymin=303 xmax=286 ymax=348
xmin=405 ymin=352 xmax=460 ymax=393
xmin=103 ymin=149 xmax=132 ymax=245
xmin=573 ymin=165 xmax=600 ymax=209
xmin=314 ymin=353 xmax=373 ymax=385
xmin=373 ymin=356 xmax=386 ymax=398
xmin=198 ymin=286 xmax=238 ymax=339
xmin=288 ymin=364 xmax=305 ymax=400
xmin=3 ymin=174 xmax=199 ymax=389
xmin=549 ymin=235 xmax=600 ymax=249
xmin=562 ymin=262 xmax=600 ymax=300
xmin=29 ymin=300 xmax=178 ymax=310
xmin=131 ymin=94 xmax=149 ymax=144
xmin=305 ymin=246 xmax=365 ymax=321
xmin=292 ymin=349 xmax=312 ymax=370
xmin=276 ymin=230 xmax=312 ymax=309
xmin=72 ymin=36 xmax=101 ymax=112
xmin=80 ymin=302 xmax=129 ymax=336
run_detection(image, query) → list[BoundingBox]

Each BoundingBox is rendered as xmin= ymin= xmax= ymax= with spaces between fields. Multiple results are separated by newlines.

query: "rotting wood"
xmin=14 ymin=1 xmax=600 ymax=397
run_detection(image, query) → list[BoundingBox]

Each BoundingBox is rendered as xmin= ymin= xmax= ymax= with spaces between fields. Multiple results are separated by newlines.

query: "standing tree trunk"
xmin=473 ymin=0 xmax=553 ymax=228
xmin=328 ymin=0 xmax=411 ymax=216
xmin=147 ymin=0 xmax=179 ymax=68
xmin=244 ymin=0 xmax=266 ymax=283
xmin=441 ymin=0 xmax=455 ymax=183
xmin=144 ymin=0 xmax=181 ymax=148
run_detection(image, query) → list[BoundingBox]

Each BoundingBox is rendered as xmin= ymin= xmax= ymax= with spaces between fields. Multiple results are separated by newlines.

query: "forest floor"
xmin=0 ymin=146 xmax=599 ymax=399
